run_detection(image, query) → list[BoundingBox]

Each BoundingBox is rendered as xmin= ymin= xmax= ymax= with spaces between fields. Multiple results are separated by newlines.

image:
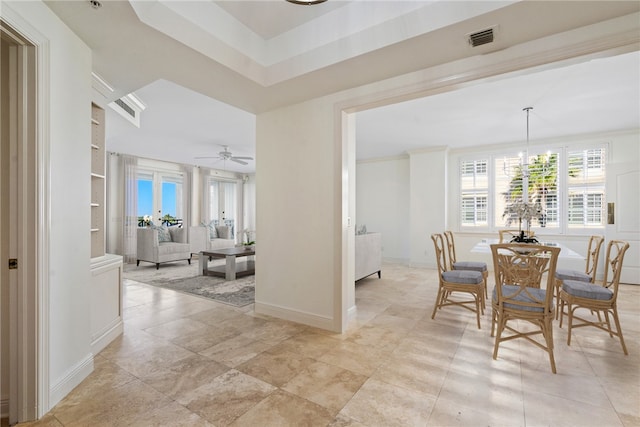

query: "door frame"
xmin=606 ymin=159 xmax=640 ymax=284
xmin=1 ymin=6 xmax=50 ymax=422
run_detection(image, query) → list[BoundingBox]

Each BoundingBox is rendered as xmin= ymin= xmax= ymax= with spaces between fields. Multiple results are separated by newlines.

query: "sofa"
xmin=189 ymin=224 xmax=236 ymax=256
xmin=137 ymin=226 xmax=191 ymax=269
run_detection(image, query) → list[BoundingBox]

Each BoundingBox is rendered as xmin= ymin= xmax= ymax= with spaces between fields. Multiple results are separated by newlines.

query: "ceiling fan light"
xmin=285 ymin=0 xmax=328 ymax=5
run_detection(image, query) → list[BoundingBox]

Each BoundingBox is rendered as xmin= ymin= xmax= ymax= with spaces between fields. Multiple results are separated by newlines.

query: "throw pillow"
xmin=216 ymin=225 xmax=231 ymax=239
xmin=200 ymin=221 xmax=218 ymax=239
xmin=152 ymin=225 xmax=171 ymax=243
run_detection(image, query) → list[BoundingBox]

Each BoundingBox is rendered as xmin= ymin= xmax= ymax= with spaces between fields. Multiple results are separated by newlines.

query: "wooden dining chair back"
xmin=498 ymin=229 xmax=535 ymax=243
xmin=554 ymin=235 xmax=604 ymax=318
xmin=431 ymin=233 xmax=484 ymax=329
xmin=490 ymin=243 xmax=561 ymax=373
xmin=559 ymin=240 xmax=630 ymax=355
xmin=444 ymin=230 xmax=488 ymax=300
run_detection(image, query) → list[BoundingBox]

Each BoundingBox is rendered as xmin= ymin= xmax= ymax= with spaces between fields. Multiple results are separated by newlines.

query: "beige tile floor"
xmin=14 ymin=262 xmax=640 ymax=426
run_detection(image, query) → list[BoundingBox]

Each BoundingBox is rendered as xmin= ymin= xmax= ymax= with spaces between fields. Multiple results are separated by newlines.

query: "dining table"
xmin=471 ymin=238 xmax=584 ymax=259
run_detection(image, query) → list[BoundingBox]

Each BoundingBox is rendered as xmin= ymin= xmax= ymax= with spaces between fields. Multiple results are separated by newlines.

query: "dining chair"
xmin=490 ymin=243 xmax=561 ymax=373
xmin=431 ymin=234 xmax=484 ymax=329
xmin=559 ymin=240 xmax=630 ymax=355
xmin=498 ymin=229 xmax=535 ymax=243
xmin=554 ymin=235 xmax=604 ymax=319
xmin=444 ymin=230 xmax=488 ymax=302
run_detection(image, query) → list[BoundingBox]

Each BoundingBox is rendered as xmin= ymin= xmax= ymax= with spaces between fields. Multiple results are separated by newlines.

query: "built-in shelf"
xmin=91 ymin=103 xmax=106 ymax=259
xmin=89 ymin=103 xmax=123 ymax=356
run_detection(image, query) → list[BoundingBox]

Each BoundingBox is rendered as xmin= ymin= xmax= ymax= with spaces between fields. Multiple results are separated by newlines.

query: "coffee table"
xmin=200 ymin=247 xmax=255 ymax=281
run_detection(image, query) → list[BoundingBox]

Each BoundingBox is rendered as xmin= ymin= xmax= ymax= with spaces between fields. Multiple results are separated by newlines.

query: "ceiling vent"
xmin=108 ymin=93 xmax=146 ymax=128
xmin=468 ymin=28 xmax=494 ymax=47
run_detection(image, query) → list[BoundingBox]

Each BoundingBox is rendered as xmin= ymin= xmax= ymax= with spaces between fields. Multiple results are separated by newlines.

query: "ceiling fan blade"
xmin=231 ymin=156 xmax=253 ymax=160
xmin=194 ymin=156 xmax=221 ymax=159
xmin=230 ymin=158 xmax=248 ymax=165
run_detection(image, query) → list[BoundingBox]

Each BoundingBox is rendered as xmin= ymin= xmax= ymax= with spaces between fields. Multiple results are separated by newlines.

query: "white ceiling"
xmin=44 ymin=1 xmax=640 ymax=173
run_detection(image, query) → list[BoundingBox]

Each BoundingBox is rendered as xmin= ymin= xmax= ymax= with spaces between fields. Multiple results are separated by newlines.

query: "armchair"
xmin=136 ymin=226 xmax=191 ymax=269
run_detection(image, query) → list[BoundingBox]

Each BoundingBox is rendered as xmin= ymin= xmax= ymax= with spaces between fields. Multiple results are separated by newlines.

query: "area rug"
xmin=123 ymin=262 xmax=254 ymax=307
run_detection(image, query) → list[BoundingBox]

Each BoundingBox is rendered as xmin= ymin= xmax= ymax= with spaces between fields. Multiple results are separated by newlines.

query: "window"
xmin=460 ymin=160 xmax=488 ymax=226
xmin=567 ymin=147 xmax=606 ymax=228
xmin=137 ymin=170 xmax=184 ymax=226
xmin=459 ymin=145 xmax=606 ymax=232
xmin=206 ymin=178 xmax=239 ymax=238
xmin=496 ymin=151 xmax=559 ymax=229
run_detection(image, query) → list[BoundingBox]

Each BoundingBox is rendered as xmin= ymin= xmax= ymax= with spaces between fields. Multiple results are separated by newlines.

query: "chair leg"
xmin=566 ymin=304 xmax=575 ymax=346
xmin=188 ymin=258 xmax=191 ymax=265
xmin=431 ymin=287 xmax=444 ymax=320
xmin=492 ymin=315 xmax=507 ymax=360
xmin=611 ymin=307 xmax=629 ymax=355
xmin=554 ymin=281 xmax=561 ymax=320
xmin=474 ymin=291 xmax=481 ymax=329
xmin=156 ymin=263 xmax=160 ymax=270
xmin=490 ymin=308 xmax=496 ymax=337
xmin=543 ymin=318 xmax=557 ymax=374
xmin=136 ymin=260 xmax=140 ymax=266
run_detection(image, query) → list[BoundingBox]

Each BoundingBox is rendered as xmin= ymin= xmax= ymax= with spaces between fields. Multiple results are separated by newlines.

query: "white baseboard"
xmin=382 ymin=257 xmax=410 ymax=265
xmin=347 ymin=305 xmax=357 ymax=322
xmin=91 ymin=320 xmax=123 ymax=355
xmin=254 ymin=302 xmax=334 ymax=331
xmin=409 ymin=260 xmax=434 ymax=269
xmin=49 ymin=353 xmax=94 ymax=409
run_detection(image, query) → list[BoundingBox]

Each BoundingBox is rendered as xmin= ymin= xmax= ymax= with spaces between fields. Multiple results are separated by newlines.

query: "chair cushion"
xmin=442 ymin=270 xmax=483 ymax=285
xmin=555 ymin=269 xmax=591 ymax=282
xmin=453 ymin=261 xmax=487 ymax=273
xmin=562 ymin=280 xmax=613 ymax=301
xmin=492 ymin=285 xmax=551 ymax=312
xmin=152 ymin=225 xmax=171 ymax=242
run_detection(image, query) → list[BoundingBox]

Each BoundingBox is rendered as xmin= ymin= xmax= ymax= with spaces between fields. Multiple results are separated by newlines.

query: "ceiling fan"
xmin=195 ymin=145 xmax=254 ymax=165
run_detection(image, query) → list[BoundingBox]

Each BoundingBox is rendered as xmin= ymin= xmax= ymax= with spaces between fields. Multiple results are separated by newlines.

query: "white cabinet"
xmin=90 ymin=254 xmax=123 ymax=354
xmin=355 ymin=232 xmax=382 ymax=281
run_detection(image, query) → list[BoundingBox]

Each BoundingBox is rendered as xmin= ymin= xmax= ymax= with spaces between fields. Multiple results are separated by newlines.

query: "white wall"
xmin=256 ymin=97 xmax=342 ymax=331
xmin=3 ymin=0 xmax=94 ymax=411
xmin=409 ymin=148 xmax=448 ymax=268
xmin=356 ymin=157 xmax=410 ymax=263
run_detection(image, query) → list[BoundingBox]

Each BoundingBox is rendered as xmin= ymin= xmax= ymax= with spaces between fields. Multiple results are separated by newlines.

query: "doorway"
xmin=1 ymin=20 xmax=39 ymax=424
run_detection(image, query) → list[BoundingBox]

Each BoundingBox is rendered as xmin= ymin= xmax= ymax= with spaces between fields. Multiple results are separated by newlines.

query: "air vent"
xmin=114 ymin=98 xmax=136 ymax=119
xmin=468 ymin=28 xmax=494 ymax=47
xmin=108 ymin=93 xmax=146 ymax=128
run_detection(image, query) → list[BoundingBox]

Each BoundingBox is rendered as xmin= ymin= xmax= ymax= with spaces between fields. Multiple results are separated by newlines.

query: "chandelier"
xmin=285 ymin=0 xmax=327 ymax=5
xmin=503 ymin=106 xmax=543 ymax=243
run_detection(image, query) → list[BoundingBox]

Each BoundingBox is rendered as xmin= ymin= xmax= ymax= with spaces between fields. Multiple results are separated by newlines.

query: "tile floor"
xmin=14 ymin=263 xmax=640 ymax=426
